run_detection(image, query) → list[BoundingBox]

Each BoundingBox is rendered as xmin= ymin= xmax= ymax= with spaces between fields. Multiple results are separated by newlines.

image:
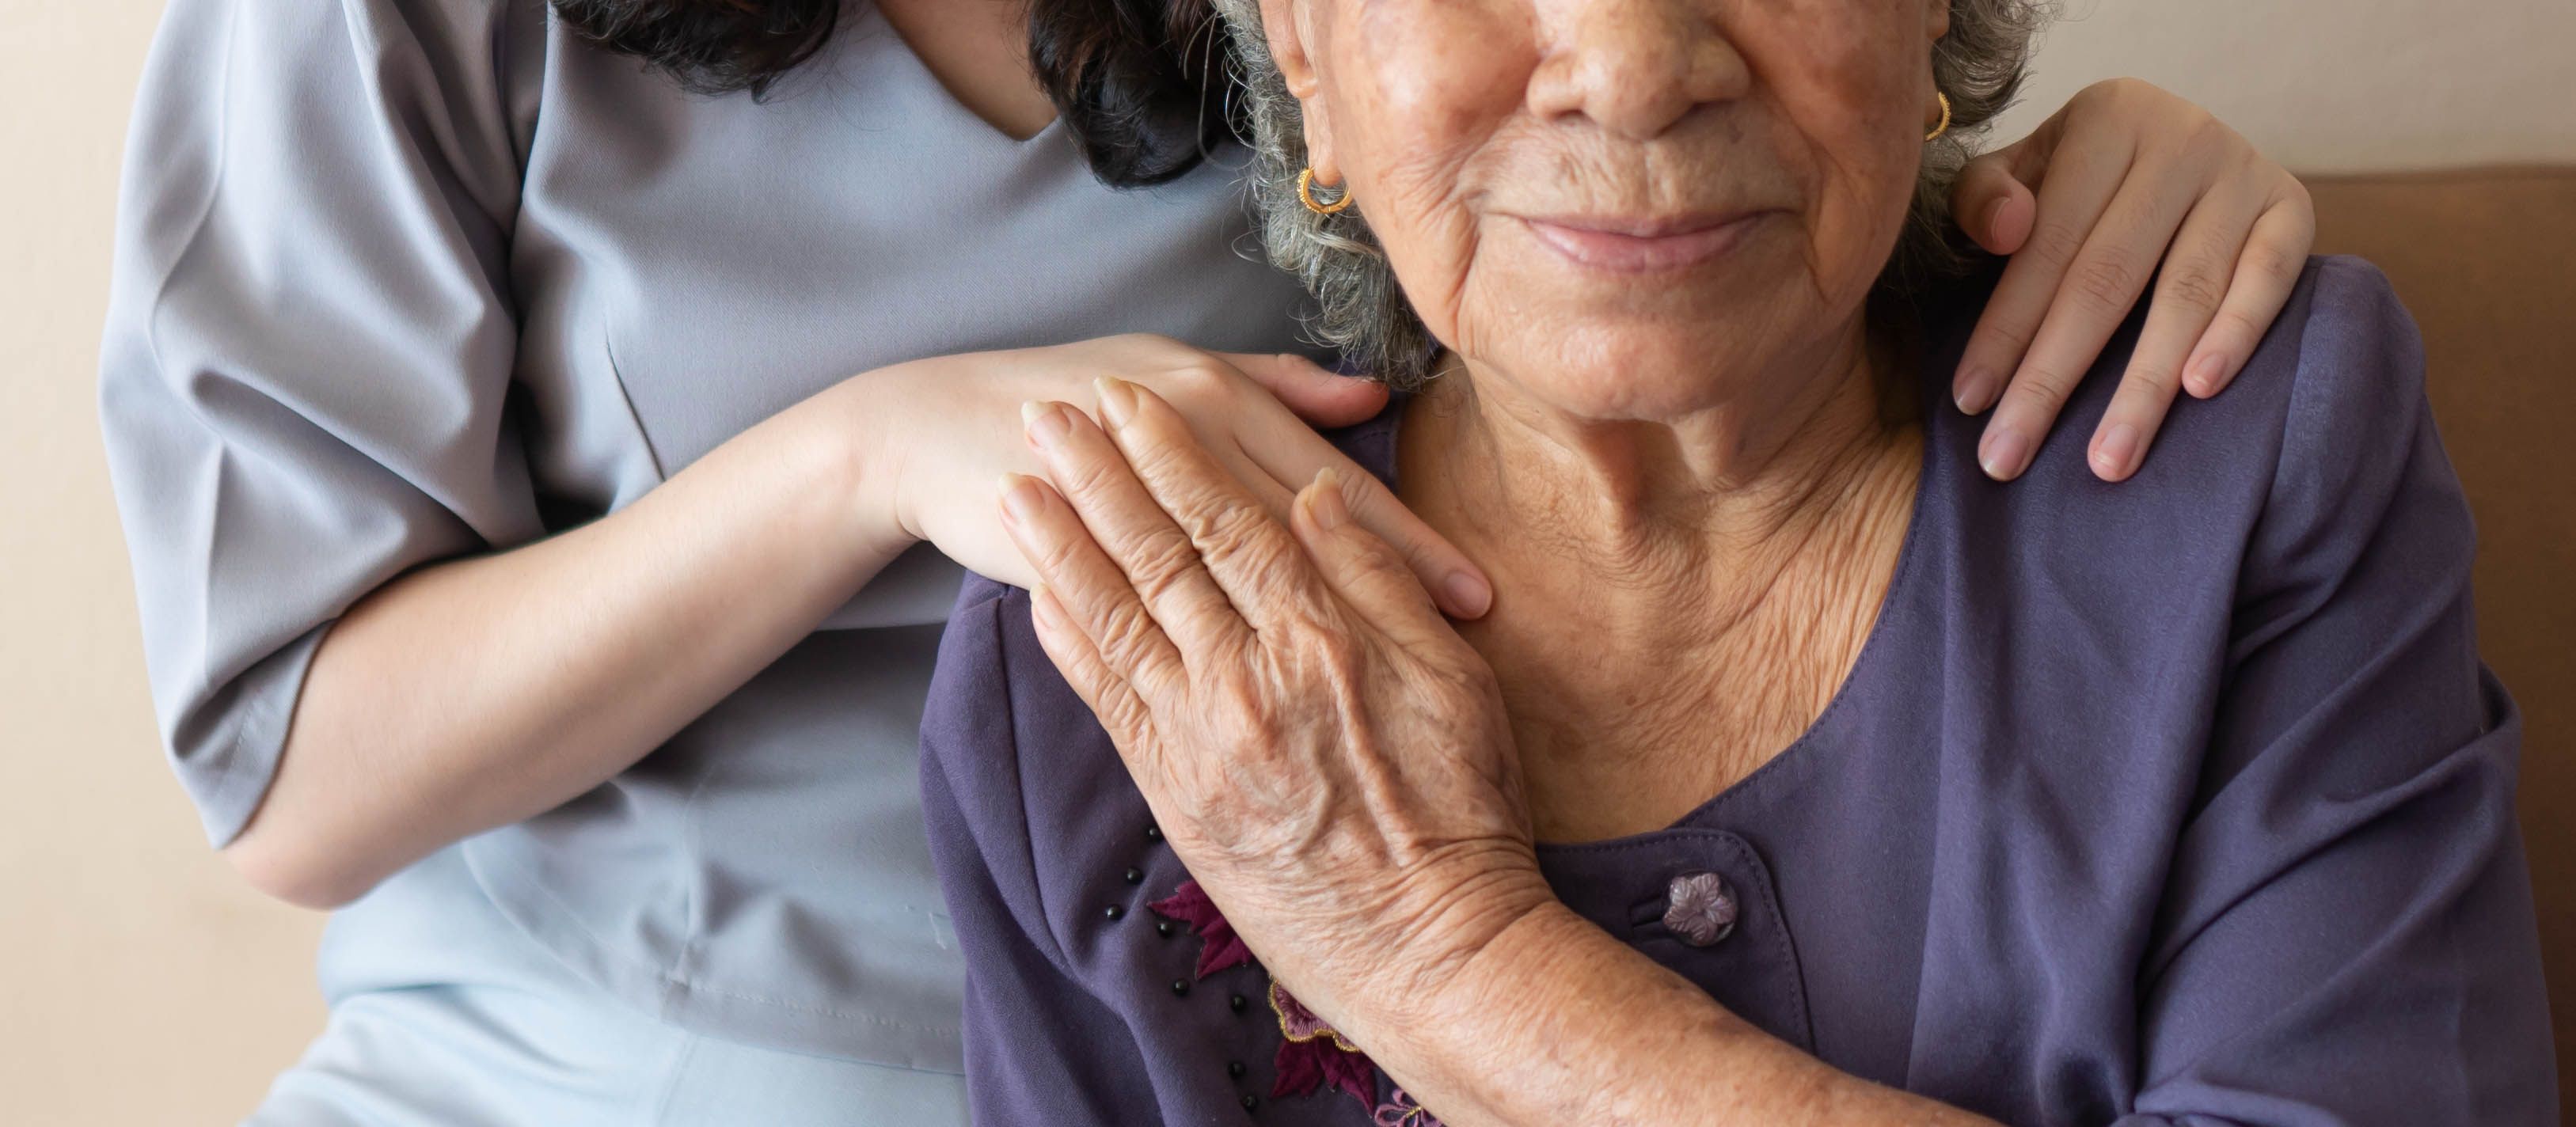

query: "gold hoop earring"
xmin=1924 ymin=91 xmax=1953 ymax=142
xmin=1297 ymin=168 xmax=1354 ymax=215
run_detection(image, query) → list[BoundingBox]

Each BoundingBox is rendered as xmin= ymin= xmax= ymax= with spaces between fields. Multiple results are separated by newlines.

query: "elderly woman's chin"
xmin=1443 ymin=218 xmax=1872 ymax=422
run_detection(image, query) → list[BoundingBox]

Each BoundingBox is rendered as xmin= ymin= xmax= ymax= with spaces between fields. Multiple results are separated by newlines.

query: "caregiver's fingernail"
xmin=1094 ymin=376 xmax=1139 ymax=427
xmin=2092 ymin=423 xmax=2140 ymax=480
xmin=1979 ymin=427 xmax=2032 ymax=481
xmin=1444 ymin=571 xmax=1493 ymax=618
xmin=999 ymin=472 xmax=1043 ymax=522
xmin=1023 ymin=401 xmax=1071 ymax=449
xmin=2186 ymin=352 xmax=2230 ymax=397
xmin=1308 ymin=468 xmax=1350 ymax=529
xmin=1954 ymin=366 xmax=1999 ymax=415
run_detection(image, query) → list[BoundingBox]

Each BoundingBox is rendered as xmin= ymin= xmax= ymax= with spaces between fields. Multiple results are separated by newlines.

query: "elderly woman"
xmin=918 ymin=0 xmax=2558 ymax=1123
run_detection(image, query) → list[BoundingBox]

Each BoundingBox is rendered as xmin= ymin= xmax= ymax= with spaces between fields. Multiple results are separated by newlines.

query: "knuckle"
xmin=2008 ymin=362 xmax=2082 ymax=405
xmin=1119 ymin=433 xmax=1191 ymax=484
xmin=1032 ymin=535 xmax=1089 ymax=579
xmin=1092 ymin=602 xmax=1163 ymax=666
xmin=1345 ymin=536 xmax=1414 ymax=583
xmin=2214 ymin=307 xmax=2271 ymax=347
xmin=1191 ymin=499 xmax=1286 ymax=563
xmin=1212 ymin=669 xmax=1279 ymax=732
xmin=2122 ymin=357 xmax=2182 ymax=396
xmin=1054 ymin=450 xmax=1127 ymax=501
xmin=2025 ymin=216 xmax=2091 ymax=268
xmin=1161 ymin=357 xmax=1239 ymax=401
xmin=2251 ymin=241 xmax=2308 ymax=287
xmin=2157 ymin=260 xmax=2228 ymax=314
xmin=1974 ymin=310 xmax=2038 ymax=355
xmin=2069 ymin=255 xmax=2140 ymax=315
xmin=2177 ymin=107 xmax=2231 ymax=155
xmin=1126 ymin=529 xmax=1208 ymax=598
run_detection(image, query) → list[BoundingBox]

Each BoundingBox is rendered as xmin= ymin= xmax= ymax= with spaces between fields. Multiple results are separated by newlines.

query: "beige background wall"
xmin=3 ymin=2 xmax=2570 ymax=1124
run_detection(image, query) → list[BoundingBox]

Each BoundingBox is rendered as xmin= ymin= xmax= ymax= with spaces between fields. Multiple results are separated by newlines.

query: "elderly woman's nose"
xmin=1525 ymin=0 xmax=1745 ymax=138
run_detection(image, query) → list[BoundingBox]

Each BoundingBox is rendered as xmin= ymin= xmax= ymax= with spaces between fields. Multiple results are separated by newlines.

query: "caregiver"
xmin=100 ymin=0 xmax=2311 ymax=1121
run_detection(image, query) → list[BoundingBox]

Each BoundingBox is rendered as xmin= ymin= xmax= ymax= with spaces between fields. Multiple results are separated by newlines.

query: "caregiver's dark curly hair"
xmin=551 ymin=0 xmax=1241 ymax=187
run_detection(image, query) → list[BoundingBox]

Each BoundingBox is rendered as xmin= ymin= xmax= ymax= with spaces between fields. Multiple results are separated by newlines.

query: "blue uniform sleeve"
xmin=2118 ymin=259 xmax=2557 ymax=1125
xmin=97 ymin=0 xmax=547 ymax=844
xmin=918 ymin=580 xmax=1157 ymax=1126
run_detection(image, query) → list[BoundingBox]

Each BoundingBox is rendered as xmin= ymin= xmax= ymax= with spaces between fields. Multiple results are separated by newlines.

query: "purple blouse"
xmin=918 ymin=257 xmax=2557 ymax=1125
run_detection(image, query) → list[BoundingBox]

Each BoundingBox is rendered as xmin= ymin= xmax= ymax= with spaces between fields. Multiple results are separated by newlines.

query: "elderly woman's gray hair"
xmin=1212 ymin=0 xmax=2057 ymax=387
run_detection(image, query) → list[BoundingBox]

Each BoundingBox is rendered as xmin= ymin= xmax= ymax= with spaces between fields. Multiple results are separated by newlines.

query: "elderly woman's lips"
xmin=1520 ymin=212 xmax=1772 ymax=273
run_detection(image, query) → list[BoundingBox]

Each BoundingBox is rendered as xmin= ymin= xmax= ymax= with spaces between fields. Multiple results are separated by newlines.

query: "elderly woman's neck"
xmin=1402 ymin=330 xmax=1917 ymax=590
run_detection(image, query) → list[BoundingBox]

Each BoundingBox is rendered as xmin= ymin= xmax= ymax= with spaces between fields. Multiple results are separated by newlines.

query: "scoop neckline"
xmin=1362 ymin=385 xmax=1937 ymax=854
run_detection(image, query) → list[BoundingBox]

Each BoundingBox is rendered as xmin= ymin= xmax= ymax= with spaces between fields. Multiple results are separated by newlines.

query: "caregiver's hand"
xmin=999 ymin=377 xmax=1548 ymax=1021
xmin=1947 ymin=78 xmax=2315 ymax=483
xmin=880 ymin=335 xmax=1491 ymax=617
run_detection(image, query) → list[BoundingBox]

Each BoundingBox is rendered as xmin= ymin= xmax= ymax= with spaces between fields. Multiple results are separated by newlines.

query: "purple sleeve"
xmin=2119 ymin=260 xmax=2556 ymax=1124
xmin=919 ymin=584 xmax=1153 ymax=1126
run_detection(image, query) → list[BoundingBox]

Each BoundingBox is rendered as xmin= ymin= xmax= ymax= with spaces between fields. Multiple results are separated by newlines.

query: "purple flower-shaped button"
xmin=1662 ymin=871 xmax=1738 ymax=947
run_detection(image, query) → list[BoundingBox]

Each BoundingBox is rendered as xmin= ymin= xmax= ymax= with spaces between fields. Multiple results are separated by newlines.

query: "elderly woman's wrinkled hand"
xmin=997 ymin=377 xmax=1550 ymax=1029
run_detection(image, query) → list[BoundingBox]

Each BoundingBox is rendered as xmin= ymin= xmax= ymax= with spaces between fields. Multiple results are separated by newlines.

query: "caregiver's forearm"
xmin=1362 ymin=902 xmax=2000 ymax=1127
xmin=222 ymin=381 xmax=910 ymax=909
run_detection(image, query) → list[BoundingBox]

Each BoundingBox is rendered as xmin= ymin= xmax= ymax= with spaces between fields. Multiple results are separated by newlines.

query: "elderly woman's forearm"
xmin=1359 ymin=901 xmax=1999 ymax=1127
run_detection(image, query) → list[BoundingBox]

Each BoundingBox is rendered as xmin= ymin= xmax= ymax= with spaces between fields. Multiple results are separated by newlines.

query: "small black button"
xmin=1226 ymin=1060 xmax=1247 ymax=1078
xmin=1123 ymin=867 xmax=1144 ymax=885
xmin=1170 ymin=979 xmax=1191 ymax=996
xmin=1155 ymin=920 xmax=1176 ymax=938
xmin=1241 ymin=1095 xmax=1260 ymax=1110
xmin=1144 ymin=823 xmax=1164 ymax=842
xmin=1104 ymin=905 xmax=1124 ymax=921
xmin=1228 ymin=993 xmax=1248 ymax=1013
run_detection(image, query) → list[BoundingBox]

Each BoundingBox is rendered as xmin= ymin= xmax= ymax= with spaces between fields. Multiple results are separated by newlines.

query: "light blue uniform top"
xmin=98 ymin=0 xmax=1316 ymax=1081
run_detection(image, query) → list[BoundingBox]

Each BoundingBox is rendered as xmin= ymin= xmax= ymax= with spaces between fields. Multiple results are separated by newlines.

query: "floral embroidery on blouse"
xmin=1373 ymin=1089 xmax=1446 ymax=1127
xmin=1268 ymin=980 xmax=1376 ymax=1106
xmin=1148 ymin=879 xmax=1449 ymax=1120
xmin=1146 ymin=878 xmax=1254 ymax=979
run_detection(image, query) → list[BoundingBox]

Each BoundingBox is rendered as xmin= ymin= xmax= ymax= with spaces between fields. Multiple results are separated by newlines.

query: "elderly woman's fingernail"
xmin=1978 ymin=427 xmax=2032 ymax=480
xmin=1094 ymin=377 xmax=1140 ymax=427
xmin=1307 ymin=468 xmax=1350 ymax=529
xmin=2092 ymin=423 xmax=2141 ymax=479
xmin=1023 ymin=401 xmax=1071 ymax=449
xmin=1444 ymin=572 xmax=1494 ymax=618
xmin=999 ymin=472 xmax=1044 ymax=522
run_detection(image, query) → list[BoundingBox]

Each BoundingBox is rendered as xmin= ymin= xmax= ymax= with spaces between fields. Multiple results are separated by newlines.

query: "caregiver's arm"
xmin=219 ymin=339 xmax=1463 ymax=910
xmin=100 ymin=4 xmax=1482 ymax=912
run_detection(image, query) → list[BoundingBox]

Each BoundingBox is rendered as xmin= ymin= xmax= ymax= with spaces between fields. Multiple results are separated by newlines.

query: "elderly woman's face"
xmin=1267 ymin=0 xmax=1948 ymax=417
